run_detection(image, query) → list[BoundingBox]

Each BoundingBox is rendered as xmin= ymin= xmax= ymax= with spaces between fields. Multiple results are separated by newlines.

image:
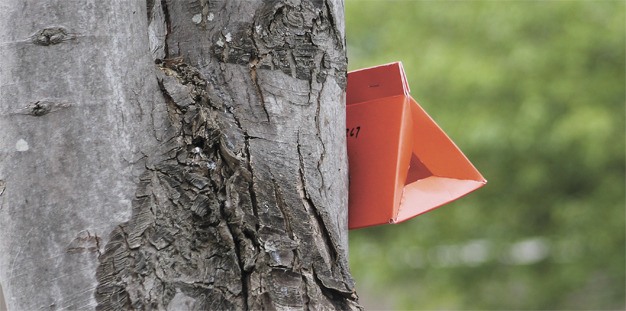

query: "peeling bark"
xmin=0 ymin=0 xmax=357 ymax=310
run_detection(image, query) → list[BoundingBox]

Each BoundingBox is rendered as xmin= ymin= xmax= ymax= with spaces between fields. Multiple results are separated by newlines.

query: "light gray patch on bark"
xmin=0 ymin=1 xmax=169 ymax=310
xmin=166 ymin=289 xmax=197 ymax=310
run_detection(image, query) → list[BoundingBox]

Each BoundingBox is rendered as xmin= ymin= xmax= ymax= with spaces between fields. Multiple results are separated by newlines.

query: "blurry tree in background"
xmin=345 ymin=1 xmax=625 ymax=309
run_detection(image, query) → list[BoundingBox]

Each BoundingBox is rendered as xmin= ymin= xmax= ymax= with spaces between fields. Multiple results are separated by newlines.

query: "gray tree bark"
xmin=0 ymin=0 xmax=358 ymax=310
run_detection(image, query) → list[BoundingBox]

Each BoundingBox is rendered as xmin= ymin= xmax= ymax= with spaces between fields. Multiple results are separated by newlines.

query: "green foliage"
xmin=346 ymin=1 xmax=625 ymax=309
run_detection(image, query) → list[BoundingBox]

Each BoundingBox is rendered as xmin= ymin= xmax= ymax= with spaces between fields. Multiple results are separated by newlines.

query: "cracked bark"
xmin=1 ymin=0 xmax=358 ymax=310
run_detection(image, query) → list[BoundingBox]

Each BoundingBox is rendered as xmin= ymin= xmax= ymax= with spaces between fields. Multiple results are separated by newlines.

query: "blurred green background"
xmin=345 ymin=0 xmax=625 ymax=310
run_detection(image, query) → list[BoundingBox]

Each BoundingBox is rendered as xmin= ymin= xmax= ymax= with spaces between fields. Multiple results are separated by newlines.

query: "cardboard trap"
xmin=346 ymin=62 xmax=486 ymax=229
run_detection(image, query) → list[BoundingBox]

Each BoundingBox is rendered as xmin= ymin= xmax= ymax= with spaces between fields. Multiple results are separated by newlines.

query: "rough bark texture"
xmin=0 ymin=0 xmax=357 ymax=310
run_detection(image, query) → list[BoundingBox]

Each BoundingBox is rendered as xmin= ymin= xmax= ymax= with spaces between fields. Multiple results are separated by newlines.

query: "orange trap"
xmin=346 ymin=62 xmax=486 ymax=229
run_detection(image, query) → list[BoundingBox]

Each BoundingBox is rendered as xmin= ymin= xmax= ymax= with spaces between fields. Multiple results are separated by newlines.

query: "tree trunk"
xmin=0 ymin=0 xmax=358 ymax=310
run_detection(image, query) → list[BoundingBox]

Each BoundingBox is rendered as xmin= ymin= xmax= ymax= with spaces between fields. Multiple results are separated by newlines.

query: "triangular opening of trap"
xmin=405 ymin=154 xmax=433 ymax=184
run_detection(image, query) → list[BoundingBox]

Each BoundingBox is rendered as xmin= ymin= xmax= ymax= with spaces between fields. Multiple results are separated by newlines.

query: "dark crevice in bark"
xmin=271 ymin=178 xmax=293 ymax=235
xmin=160 ymin=0 xmax=171 ymax=58
xmin=240 ymin=133 xmax=261 ymax=235
xmin=146 ymin=0 xmax=155 ymax=20
xmin=249 ymin=59 xmax=271 ymax=123
xmin=323 ymin=0 xmax=343 ymax=49
xmin=219 ymin=194 xmax=250 ymax=311
xmin=296 ymin=134 xmax=338 ymax=265
xmin=313 ymin=79 xmax=328 ymax=195
xmin=312 ymin=266 xmax=352 ymax=310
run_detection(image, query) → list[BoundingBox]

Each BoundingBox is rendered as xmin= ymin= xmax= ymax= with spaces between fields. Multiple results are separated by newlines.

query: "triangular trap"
xmin=346 ymin=62 xmax=486 ymax=229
